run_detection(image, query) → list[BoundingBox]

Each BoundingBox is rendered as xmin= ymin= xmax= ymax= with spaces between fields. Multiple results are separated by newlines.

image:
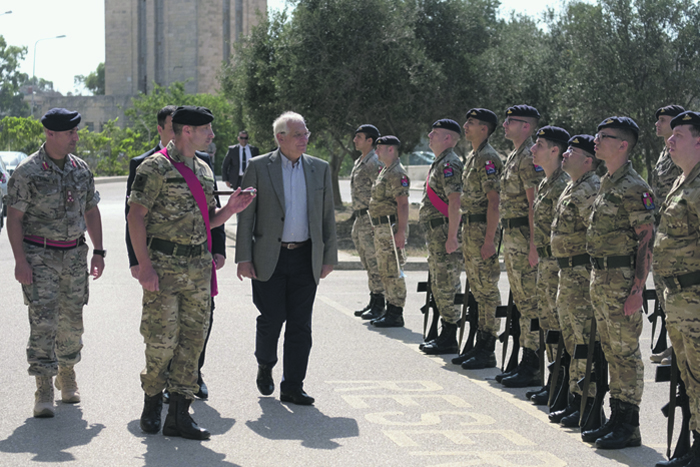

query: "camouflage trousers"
xmin=140 ymin=249 xmax=211 ymax=400
xmin=665 ymin=284 xmax=700 ymax=431
xmin=537 ymin=257 xmax=560 ymax=363
xmin=352 ymin=214 xmax=384 ymax=295
xmin=652 ymin=269 xmax=667 ymax=313
xmin=557 ymin=265 xmax=596 ymax=397
xmin=373 ymin=222 xmax=407 ymax=307
xmin=590 ymin=267 xmax=644 ymax=406
xmin=503 ymin=225 xmax=539 ymax=351
xmin=461 ymin=221 xmax=501 ymax=336
xmin=22 ymin=242 xmax=88 ymax=377
xmin=425 ymin=222 xmax=463 ymax=324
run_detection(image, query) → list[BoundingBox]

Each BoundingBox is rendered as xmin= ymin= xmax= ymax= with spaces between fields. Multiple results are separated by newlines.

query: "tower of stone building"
xmin=104 ymin=0 xmax=267 ymax=96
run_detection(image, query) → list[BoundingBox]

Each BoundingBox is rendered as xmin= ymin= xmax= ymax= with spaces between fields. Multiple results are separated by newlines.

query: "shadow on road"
xmin=246 ymin=397 xmax=358 ymax=449
xmin=0 ymin=405 xmax=104 ymax=462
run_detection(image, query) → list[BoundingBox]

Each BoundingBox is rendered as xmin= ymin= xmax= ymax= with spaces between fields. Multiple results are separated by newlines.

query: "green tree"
xmin=0 ymin=36 xmax=30 ymax=117
xmin=74 ymin=62 xmax=105 ymax=95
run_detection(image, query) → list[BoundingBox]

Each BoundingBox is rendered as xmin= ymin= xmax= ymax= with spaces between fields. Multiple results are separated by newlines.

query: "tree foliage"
xmin=0 ymin=36 xmax=30 ymax=118
xmin=0 ymin=116 xmax=43 ymax=153
xmin=74 ymin=62 xmax=105 ymax=95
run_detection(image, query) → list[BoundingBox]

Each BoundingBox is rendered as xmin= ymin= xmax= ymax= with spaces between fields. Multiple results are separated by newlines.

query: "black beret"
xmin=376 ymin=135 xmax=401 ymax=146
xmin=355 ymin=124 xmax=380 ymax=140
xmin=656 ymin=105 xmax=685 ymax=119
xmin=506 ymin=105 xmax=540 ymax=119
xmin=432 ymin=119 xmax=462 ymax=135
xmin=41 ymin=108 xmax=81 ymax=131
xmin=568 ymin=134 xmax=596 ymax=156
xmin=597 ymin=116 xmax=639 ymax=136
xmin=536 ymin=125 xmax=570 ymax=145
xmin=466 ymin=108 xmax=498 ymax=126
xmin=671 ymin=111 xmax=700 ymax=129
xmin=171 ymin=106 xmax=214 ymax=126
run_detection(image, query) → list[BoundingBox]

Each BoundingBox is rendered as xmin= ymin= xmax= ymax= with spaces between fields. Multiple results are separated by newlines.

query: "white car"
xmin=0 ymin=151 xmax=28 ymax=176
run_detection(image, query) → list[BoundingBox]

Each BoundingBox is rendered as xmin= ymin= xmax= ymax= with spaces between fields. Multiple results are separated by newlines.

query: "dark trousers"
xmin=198 ymin=297 xmax=214 ymax=375
xmin=252 ymin=243 xmax=317 ymax=392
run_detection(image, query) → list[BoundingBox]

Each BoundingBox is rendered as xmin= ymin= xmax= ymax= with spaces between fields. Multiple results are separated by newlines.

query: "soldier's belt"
xmin=148 ymin=237 xmax=208 ymax=257
xmin=502 ymin=216 xmax=529 ymax=229
xmin=557 ymin=254 xmax=591 ymax=269
xmin=462 ymin=213 xmax=487 ymax=224
xmin=427 ymin=217 xmax=453 ymax=229
xmin=23 ymin=235 xmax=85 ymax=250
xmin=537 ymin=245 xmax=552 ymax=259
xmin=661 ymin=271 xmax=700 ymax=292
xmin=372 ymin=215 xmax=396 ymax=225
xmin=591 ymin=255 xmax=633 ymax=269
xmin=354 ymin=208 xmax=368 ymax=217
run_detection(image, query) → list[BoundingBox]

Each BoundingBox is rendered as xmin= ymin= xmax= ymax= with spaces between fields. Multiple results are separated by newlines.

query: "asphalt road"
xmin=0 ymin=180 xmax=676 ymax=467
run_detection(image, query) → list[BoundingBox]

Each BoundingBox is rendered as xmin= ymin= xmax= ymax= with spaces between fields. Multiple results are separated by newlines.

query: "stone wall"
xmin=34 ymin=95 xmax=134 ymax=132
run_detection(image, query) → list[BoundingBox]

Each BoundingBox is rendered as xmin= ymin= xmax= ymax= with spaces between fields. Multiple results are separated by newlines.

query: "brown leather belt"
xmin=281 ymin=239 xmax=311 ymax=250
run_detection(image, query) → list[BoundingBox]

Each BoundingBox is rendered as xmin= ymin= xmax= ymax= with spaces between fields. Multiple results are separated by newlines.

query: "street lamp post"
xmin=0 ymin=11 xmax=12 ymax=17
xmin=31 ymin=34 xmax=67 ymax=118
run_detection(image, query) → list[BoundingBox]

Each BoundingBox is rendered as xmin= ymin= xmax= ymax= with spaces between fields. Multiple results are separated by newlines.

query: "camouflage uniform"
xmin=587 ymin=161 xmax=654 ymax=406
xmin=129 ymin=141 xmax=216 ymax=399
xmin=551 ymin=170 xmax=600 ymax=397
xmin=654 ymin=160 xmax=700 ymax=431
xmin=500 ymin=137 xmax=545 ymax=350
xmin=369 ymin=159 xmax=410 ymax=307
xmin=650 ymin=146 xmax=682 ymax=311
xmin=351 ymin=149 xmax=383 ymax=295
xmin=419 ymin=148 xmax=463 ymax=324
xmin=534 ymin=166 xmax=569 ymax=333
xmin=6 ymin=144 xmax=99 ymax=376
xmin=460 ymin=141 xmax=503 ymax=336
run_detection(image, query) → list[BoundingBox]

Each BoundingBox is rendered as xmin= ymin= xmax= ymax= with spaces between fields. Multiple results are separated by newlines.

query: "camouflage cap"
xmin=432 ymin=119 xmax=462 ymax=135
xmin=41 ymin=108 xmax=81 ymax=131
xmin=536 ymin=125 xmax=570 ymax=145
xmin=671 ymin=111 xmax=700 ymax=129
xmin=505 ymin=105 xmax=540 ymax=119
xmin=376 ymin=135 xmax=401 ymax=146
xmin=597 ymin=116 xmax=639 ymax=136
xmin=656 ymin=105 xmax=685 ymax=119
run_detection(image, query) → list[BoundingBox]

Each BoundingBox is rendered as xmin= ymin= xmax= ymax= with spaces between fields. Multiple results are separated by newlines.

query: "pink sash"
xmin=159 ymin=149 xmax=218 ymax=297
xmin=425 ymin=173 xmax=449 ymax=217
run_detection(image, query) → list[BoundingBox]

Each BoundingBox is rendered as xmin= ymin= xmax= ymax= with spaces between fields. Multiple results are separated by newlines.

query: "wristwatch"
xmin=93 ymin=249 xmax=107 ymax=258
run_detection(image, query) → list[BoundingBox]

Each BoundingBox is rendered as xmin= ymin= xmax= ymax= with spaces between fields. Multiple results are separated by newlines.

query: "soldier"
xmin=549 ymin=135 xmax=601 ymax=427
xmin=419 ymin=119 xmax=464 ymax=355
xmin=650 ymin=105 xmax=685 ymax=365
xmin=350 ymin=124 xmax=386 ymax=320
xmin=497 ymin=105 xmax=546 ymax=388
xmin=582 ymin=116 xmax=654 ymax=449
xmin=368 ymin=136 xmax=410 ymax=327
xmin=654 ymin=110 xmax=700 ymax=467
xmin=128 ymin=106 xmax=254 ymax=439
xmin=6 ymin=108 xmax=105 ymax=418
xmin=455 ymin=108 xmax=503 ymax=369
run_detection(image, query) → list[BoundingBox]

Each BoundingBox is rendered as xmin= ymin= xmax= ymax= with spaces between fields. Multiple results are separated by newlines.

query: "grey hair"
xmin=273 ymin=111 xmax=306 ymax=145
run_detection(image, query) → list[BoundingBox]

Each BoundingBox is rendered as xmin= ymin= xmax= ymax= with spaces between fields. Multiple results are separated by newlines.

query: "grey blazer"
xmin=235 ymin=150 xmax=338 ymax=283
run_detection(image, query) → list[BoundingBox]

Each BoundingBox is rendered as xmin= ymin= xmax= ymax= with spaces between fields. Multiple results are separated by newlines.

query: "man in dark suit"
xmin=125 ymin=105 xmax=226 ymax=401
xmin=236 ymin=111 xmax=337 ymax=405
xmin=221 ymin=130 xmax=259 ymax=189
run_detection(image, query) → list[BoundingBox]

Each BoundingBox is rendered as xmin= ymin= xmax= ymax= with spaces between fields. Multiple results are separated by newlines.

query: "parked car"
xmin=407 ymin=151 xmax=434 ymax=165
xmin=0 ymin=158 xmax=7 ymax=225
xmin=0 ymin=151 xmax=28 ymax=175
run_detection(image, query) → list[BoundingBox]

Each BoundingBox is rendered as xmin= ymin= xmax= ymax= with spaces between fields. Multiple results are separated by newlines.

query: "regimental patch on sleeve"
xmin=534 ymin=164 xmax=544 ymax=172
xmin=642 ymin=192 xmax=655 ymax=210
xmin=443 ymin=163 xmax=454 ymax=178
xmin=401 ymin=176 xmax=409 ymax=187
xmin=485 ymin=160 xmax=496 ymax=175
xmin=133 ymin=173 xmax=147 ymax=192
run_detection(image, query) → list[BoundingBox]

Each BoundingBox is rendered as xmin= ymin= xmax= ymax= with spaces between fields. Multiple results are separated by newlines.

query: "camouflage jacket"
xmin=533 ymin=166 xmax=569 ymax=249
xmin=460 ymin=140 xmax=503 ymax=215
xmin=651 ymin=146 xmax=682 ymax=217
xmin=369 ymin=159 xmax=410 ymax=218
xmin=7 ymin=144 xmax=100 ymax=241
xmin=350 ymin=149 xmax=382 ymax=211
xmin=419 ymin=147 xmax=463 ymax=223
xmin=500 ymin=137 xmax=544 ymax=219
xmin=551 ymin=170 xmax=600 ymax=258
xmin=653 ymin=160 xmax=700 ymax=277
xmin=586 ymin=161 xmax=655 ymax=257
xmin=128 ymin=141 xmax=216 ymax=245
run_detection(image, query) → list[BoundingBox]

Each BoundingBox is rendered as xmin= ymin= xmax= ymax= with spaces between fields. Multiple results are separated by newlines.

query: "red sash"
xmin=159 ymin=149 xmax=218 ymax=297
xmin=425 ymin=172 xmax=449 ymax=217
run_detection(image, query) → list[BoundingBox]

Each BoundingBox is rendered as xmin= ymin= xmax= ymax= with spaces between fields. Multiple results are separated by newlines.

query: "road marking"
xmin=383 ymin=429 xmax=534 ymax=447
xmin=410 ymin=451 xmax=567 ymax=467
xmin=342 ymin=394 xmax=471 ymax=409
xmin=326 ymin=380 xmax=443 ymax=392
xmin=365 ymin=411 xmax=495 ymax=426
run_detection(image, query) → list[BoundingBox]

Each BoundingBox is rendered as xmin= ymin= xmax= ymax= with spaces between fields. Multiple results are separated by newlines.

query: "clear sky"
xmin=0 ymin=0 xmax=559 ymax=96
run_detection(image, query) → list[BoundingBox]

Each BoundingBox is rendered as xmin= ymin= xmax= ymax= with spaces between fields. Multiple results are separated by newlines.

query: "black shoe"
xmin=549 ymin=394 xmax=579 ymax=423
xmin=162 ymin=393 xmax=210 ymax=440
xmin=461 ymin=333 xmax=497 ymax=370
xmin=419 ymin=338 xmax=437 ymax=351
xmin=526 ymin=386 xmax=547 ymax=400
xmin=501 ymin=349 xmax=541 ymax=388
xmin=495 ymin=367 xmax=519 ymax=383
xmin=195 ymin=374 xmax=208 ymax=400
xmin=531 ymin=389 xmax=550 ymax=405
xmin=361 ymin=294 xmax=385 ymax=320
xmin=595 ymin=401 xmax=642 ymax=449
xmin=140 ymin=392 xmax=163 ymax=434
xmin=657 ymin=436 xmax=700 ymax=466
xmin=162 ymin=389 xmax=170 ymax=404
xmin=372 ymin=304 xmax=404 ymax=327
xmin=421 ymin=320 xmax=459 ymax=355
xmin=354 ymin=295 xmax=373 ymax=316
xmin=452 ymin=347 xmax=478 ymax=365
xmin=560 ymin=410 xmax=581 ymax=427
xmin=256 ymin=365 xmax=274 ymax=396
xmin=582 ymin=398 xmax=618 ymax=442
xmin=280 ymin=388 xmax=315 ymax=405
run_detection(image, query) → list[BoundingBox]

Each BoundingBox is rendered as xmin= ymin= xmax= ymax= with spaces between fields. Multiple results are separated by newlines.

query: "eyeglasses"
xmin=504 ymin=118 xmax=527 ymax=125
xmin=239 ymin=136 xmax=249 ymax=140
xmin=594 ymin=133 xmax=621 ymax=142
xmin=282 ymin=131 xmax=311 ymax=140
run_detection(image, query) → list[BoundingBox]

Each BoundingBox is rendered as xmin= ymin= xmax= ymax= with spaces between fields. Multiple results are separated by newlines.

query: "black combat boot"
xmin=361 ymin=294 xmax=386 ymax=321
xmin=560 ymin=396 xmax=594 ymax=428
xmin=454 ymin=330 xmax=485 ymax=365
xmin=162 ymin=392 xmax=211 ymax=440
xmin=582 ymin=398 xmax=618 ymax=442
xmin=526 ymin=373 xmax=550 ymax=401
xmin=372 ymin=303 xmax=404 ymax=328
xmin=595 ymin=400 xmax=641 ymax=449
xmin=549 ymin=393 xmax=579 ymax=423
xmin=421 ymin=320 xmax=459 ymax=355
xmin=501 ymin=348 xmax=541 ymax=388
xmin=354 ymin=294 xmax=374 ymax=316
xmin=663 ymin=431 xmax=700 ymax=466
xmin=462 ymin=332 xmax=497 ymax=369
xmin=140 ymin=392 xmax=163 ymax=434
